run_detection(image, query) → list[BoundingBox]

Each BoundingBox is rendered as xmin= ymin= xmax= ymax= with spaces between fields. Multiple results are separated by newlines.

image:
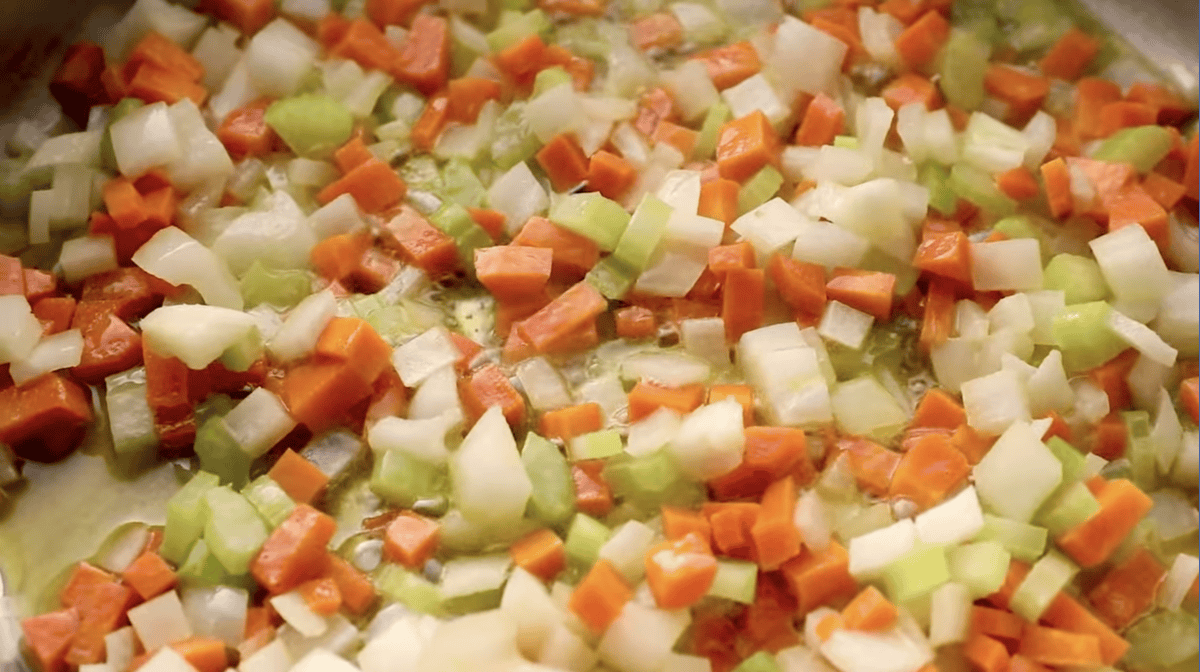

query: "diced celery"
xmin=491 ymin=103 xmax=541 ymax=170
xmin=430 ymin=202 xmax=492 ymax=272
xmin=1035 ymin=481 xmax=1099 ymax=535
xmin=920 ymin=163 xmax=957 ymax=215
xmin=975 ymin=514 xmax=1046 ymax=563
xmin=585 ymin=255 xmax=638 ymax=300
xmin=694 ymin=103 xmax=731 ymax=160
xmin=240 ymin=260 xmax=312 ymax=309
xmin=1051 ymin=301 xmax=1127 ymax=373
xmin=613 ymin=194 xmax=672 ymax=271
xmin=952 ymin=0 xmax=1002 ymax=45
xmin=370 ymin=449 xmax=448 ymax=508
xmin=1123 ymin=410 xmax=1156 ymax=490
xmin=219 ymin=325 xmax=264 ymax=373
xmin=1045 ymin=437 xmax=1087 ymax=484
xmin=1043 ymin=254 xmax=1109 ymax=305
xmin=485 ymin=9 xmax=551 ymax=52
xmin=195 ymin=417 xmax=251 ymax=490
xmin=737 ymin=165 xmax=784 ymax=215
xmin=604 ymin=451 xmax=704 ymax=511
xmin=564 ymin=513 xmax=611 ymax=567
xmin=104 ymin=367 xmax=158 ymax=473
xmin=203 ymin=486 xmax=268 ymax=576
xmin=1010 ymin=550 xmax=1077 ymax=622
xmin=101 ymin=98 xmax=145 ymax=172
xmin=441 ymin=159 xmax=486 ymax=209
xmin=555 ymin=19 xmax=608 ymax=60
xmin=265 ymin=94 xmax=354 ymax=158
xmin=708 ymin=560 xmax=758 ymax=604
xmin=950 ymin=163 xmax=1016 ymax=216
xmin=242 ymin=475 xmax=296 ymax=529
xmin=947 ymin=540 xmax=1011 ymax=599
xmin=177 ymin=539 xmax=231 ymax=587
xmin=1122 ymin=611 xmax=1200 ymax=670
xmin=374 ymin=564 xmax=445 ymax=615
xmin=161 ymin=471 xmax=221 ymax=565
xmin=939 ymin=30 xmax=990 ymax=110
xmin=400 ymin=154 xmax=443 ymax=193
xmin=832 ymin=136 xmax=859 ymax=150
xmin=521 ymin=433 xmax=576 ymax=528
xmin=733 ymin=652 xmax=782 ymax=672
xmin=533 ymin=67 xmax=573 ymax=97
xmin=569 ymin=429 xmax=624 ymax=461
xmin=439 ymin=554 xmax=512 ymax=615
xmin=549 ymin=192 xmax=631 ymax=252
xmin=1091 ymin=126 xmax=1175 ymax=174
xmin=992 ymin=216 xmax=1045 ymax=244
xmin=882 ymin=545 xmax=951 ymax=603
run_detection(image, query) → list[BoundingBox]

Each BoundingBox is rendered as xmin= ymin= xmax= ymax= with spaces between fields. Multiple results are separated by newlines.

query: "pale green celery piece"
xmin=491 ymin=102 xmax=541 ymax=170
xmin=585 ymin=255 xmax=637 ymax=300
xmin=694 ymin=103 xmax=732 ymax=161
xmin=1122 ymin=611 xmax=1200 ymax=670
xmin=203 ymin=486 xmax=268 ymax=576
xmin=532 ymin=67 xmax=573 ymax=97
xmin=613 ymin=194 xmax=672 ymax=271
xmin=732 ymin=652 xmax=782 ymax=672
xmin=401 ymin=154 xmax=444 ymax=193
xmin=1123 ymin=410 xmax=1157 ymax=491
xmin=832 ymin=136 xmax=859 ymax=150
xmin=565 ymin=513 xmax=611 ymax=567
xmin=976 ymin=514 xmax=1047 ymax=563
xmin=570 ymin=429 xmax=624 ymax=460
xmin=603 ymin=452 xmax=705 ymax=512
xmin=104 ymin=367 xmax=158 ymax=473
xmin=521 ymin=433 xmax=577 ymax=528
xmin=441 ymin=159 xmax=487 ymax=208
xmin=161 ymin=471 xmax=221 ymax=566
xmin=1010 ymin=550 xmax=1077 ymax=622
xmin=375 ymin=564 xmax=446 ymax=615
xmin=737 ymin=165 xmax=784 ymax=215
xmin=177 ymin=539 xmax=231 ymax=587
xmin=219 ymin=327 xmax=264 ymax=373
xmin=1091 ymin=126 xmax=1175 ymax=173
xmin=503 ymin=0 xmax=533 ymax=10
xmin=882 ymin=545 xmax=951 ymax=603
xmin=555 ymin=19 xmax=608 ymax=60
xmin=1045 ymin=437 xmax=1087 ymax=485
xmin=100 ymin=97 xmax=145 ymax=172
xmin=992 ymin=216 xmax=1050 ymax=254
xmin=1036 ymin=481 xmax=1100 ymax=535
xmin=952 ymin=0 xmax=1002 ymax=45
xmin=549 ymin=192 xmax=631 ymax=252
xmin=939 ymin=29 xmax=990 ymax=110
xmin=371 ymin=449 xmax=448 ymax=508
xmin=1051 ymin=301 xmax=1127 ymax=373
xmin=708 ymin=560 xmax=758 ymax=604
xmin=265 ymin=94 xmax=354 ymax=158
xmin=439 ymin=554 xmax=512 ymax=615
xmin=947 ymin=540 xmax=1011 ymax=599
xmin=242 ymin=475 xmax=296 ymax=529
xmin=485 ymin=9 xmax=551 ymax=52
xmin=195 ymin=417 xmax=251 ymax=490
xmin=950 ymin=163 xmax=1017 ymax=216
xmin=920 ymin=163 xmax=958 ymax=214
xmin=1043 ymin=254 xmax=1110 ymax=305
xmin=240 ymin=260 xmax=312 ymax=309
xmin=430 ymin=202 xmax=491 ymax=271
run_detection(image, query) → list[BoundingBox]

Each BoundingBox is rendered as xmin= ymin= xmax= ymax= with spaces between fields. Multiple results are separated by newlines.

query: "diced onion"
xmin=127 ymin=591 xmax=194 ymax=651
xmin=0 ymin=295 xmax=43 ymax=365
xmin=391 ymin=327 xmax=460 ymax=387
xmin=246 ymin=19 xmax=320 ymax=99
xmin=9 ymin=329 xmax=84 ymax=386
xmin=59 ymin=234 xmax=117 ymax=284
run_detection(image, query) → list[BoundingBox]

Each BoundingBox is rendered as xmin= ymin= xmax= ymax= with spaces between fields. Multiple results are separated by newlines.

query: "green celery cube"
xmin=371 ymin=449 xmax=447 ymax=508
xmin=161 ymin=471 xmax=221 ymax=566
xmin=375 ymin=564 xmax=445 ymax=615
xmin=976 ymin=514 xmax=1046 ymax=563
xmin=708 ymin=560 xmax=758 ymax=604
xmin=242 ymin=475 xmax=296 ymax=529
xmin=265 ymin=94 xmax=353 ymax=158
xmin=521 ymin=433 xmax=576 ymax=527
xmin=569 ymin=429 xmax=624 ymax=461
xmin=1052 ymin=301 xmax=1127 ymax=373
xmin=203 ymin=486 xmax=268 ymax=576
xmin=564 ymin=513 xmax=611 ymax=567
xmin=883 ymin=545 xmax=951 ymax=603
xmin=1010 ymin=551 xmax=1078 ymax=622
xmin=549 ymin=192 xmax=631 ymax=252
xmin=948 ymin=540 xmax=1011 ymax=599
xmin=1043 ymin=254 xmax=1109 ymax=305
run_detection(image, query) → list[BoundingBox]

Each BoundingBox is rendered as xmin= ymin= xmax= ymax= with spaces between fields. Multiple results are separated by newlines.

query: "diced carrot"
xmin=1072 ymin=78 xmax=1123 ymax=141
xmin=1185 ymin=133 xmax=1199 ymax=201
xmin=365 ymin=0 xmax=425 ymax=27
xmin=1106 ymin=184 xmax=1168 ymax=245
xmin=141 ymin=186 xmax=176 ymax=229
xmin=811 ymin=16 xmax=867 ymax=70
xmin=630 ymin=12 xmax=684 ymax=52
xmin=64 ymin=580 xmax=136 ymax=666
xmin=653 ymin=120 xmax=699 ymax=158
xmin=1088 ymin=348 xmax=1137 ymax=412
xmin=330 ymin=18 xmax=398 ymax=73
xmin=382 ymin=511 xmax=440 ymax=569
xmin=71 ymin=304 xmax=143 ymax=385
xmin=913 ymin=230 xmax=972 ymax=284
xmin=1041 ymin=592 xmax=1130 ymax=665
xmin=201 ymin=0 xmax=274 ymax=34
xmin=0 ymin=254 xmax=24 ymax=296
xmin=538 ymin=0 xmax=605 ymax=16
xmin=825 ymin=268 xmax=895 ymax=321
xmin=1018 ymin=625 xmax=1103 ymax=667
xmin=793 ymin=93 xmax=845 ymax=147
xmin=103 ymin=177 xmax=147 ymax=229
xmin=536 ymin=133 xmax=590 ymax=193
xmin=743 ymin=572 xmax=802 ymax=652
xmin=446 ymin=77 xmax=503 ymax=124
xmin=767 ymin=254 xmax=826 ymax=321
xmin=894 ymin=11 xmax=950 ymax=70
xmin=984 ymin=65 xmax=1050 ymax=123
xmin=716 ymin=110 xmax=780 ymax=183
xmin=614 ymin=305 xmax=657 ymax=340
xmin=1126 ymin=81 xmax=1193 ymax=125
xmin=20 ymin=609 xmax=78 ymax=672
xmin=460 ymin=363 xmax=527 ymax=429
xmin=697 ymin=177 xmax=740 ymax=227
xmin=50 ymin=41 xmax=107 ymax=127
xmin=970 ymin=605 xmax=1025 ymax=642
xmin=1040 ymin=157 xmax=1073 ymax=219
xmin=878 ymin=0 xmax=933 ymax=25
xmin=296 ymin=577 xmax=343 ymax=616
xmin=465 ymin=207 xmax=506 ymax=243
xmin=0 ymin=372 xmax=93 ymax=462
xmin=813 ymin=611 xmax=845 ymax=642
xmin=474 ymin=245 xmax=553 ymax=304
xmin=379 ymin=206 xmax=460 ymax=279
xmin=512 ymin=216 xmax=601 ymax=281
xmin=317 ymin=12 xmax=351 ymax=48
xmin=693 ymin=41 xmax=761 ymax=90
xmin=127 ymin=32 xmax=203 ymax=83
xmin=59 ymin=562 xmax=115 ymax=608
xmin=539 ymin=402 xmax=603 ymax=442
xmin=33 ymin=297 xmax=76 ymax=336
xmin=881 ymin=73 xmax=941 ymax=112
xmin=842 ymin=585 xmax=898 ymax=631
xmin=627 ymin=380 xmax=706 ymax=422
xmin=121 ymin=551 xmax=177 ymax=600
xmin=170 ymin=637 xmax=229 ymax=672
xmin=707 ymin=242 xmax=755 ymax=277
xmin=573 ymin=460 xmax=614 ymax=517
xmin=704 ymin=502 xmax=759 ymax=560
xmin=510 ymin=528 xmax=566 ymax=581
xmin=268 ymin=449 xmax=329 ymax=505
xmin=393 ymin=14 xmax=450 ymax=95
xmin=410 ymin=93 xmax=449 ymax=152
xmin=996 ymin=166 xmax=1042 ymax=201
xmin=316 ymin=158 xmax=407 ymax=214
xmin=517 ymin=281 xmax=607 ymax=354
xmin=319 ymin=555 xmax=376 ymax=615
xmin=1181 ymin=377 xmax=1199 ymax=424
xmin=707 ymin=384 xmax=755 ymax=427
xmin=1096 ymin=101 xmax=1157 ymax=138
xmin=1086 ymin=547 xmax=1165 ymax=629
xmin=910 ymin=388 xmax=966 ymax=429
xmin=1009 ymin=655 xmax=1051 ymax=672
xmin=252 ymin=504 xmax=336 ymax=594
xmin=569 ymin=560 xmax=633 ymax=633
xmin=1056 ymin=478 xmax=1153 ymax=568
xmin=963 ymin=633 xmax=1010 ymax=672
xmin=333 ymin=135 xmax=375 ymax=174
xmin=888 ymin=431 xmax=971 ymax=509
xmin=311 ymin=232 xmax=374 ymax=284
xmin=661 ymin=506 xmax=712 ymax=546
xmin=492 ymin=34 xmax=549 ymax=84
xmin=722 ymin=267 xmax=765 ymax=342
xmin=315 ymin=316 xmax=393 ymax=387
xmin=751 ymin=476 xmax=802 ymax=570
xmin=779 ymin=541 xmax=858 ymax=614
xmin=587 ymin=150 xmax=637 ymax=200
xmin=645 ymin=533 xmax=718 ymax=610
xmin=501 ymin=325 xmax=537 ymax=365
xmin=837 ymin=436 xmax=900 ymax=497
xmin=127 ymin=61 xmax=207 ymax=106
xmin=1141 ymin=172 xmax=1187 ymax=210
xmin=633 ymin=87 xmax=677 ymax=137
xmin=710 ymin=426 xmax=811 ymax=500
xmin=1039 ymin=27 xmax=1101 ymax=81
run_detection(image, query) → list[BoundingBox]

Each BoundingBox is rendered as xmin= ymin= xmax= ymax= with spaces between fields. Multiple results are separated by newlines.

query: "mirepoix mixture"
xmin=0 ymin=0 xmax=1197 ymax=670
